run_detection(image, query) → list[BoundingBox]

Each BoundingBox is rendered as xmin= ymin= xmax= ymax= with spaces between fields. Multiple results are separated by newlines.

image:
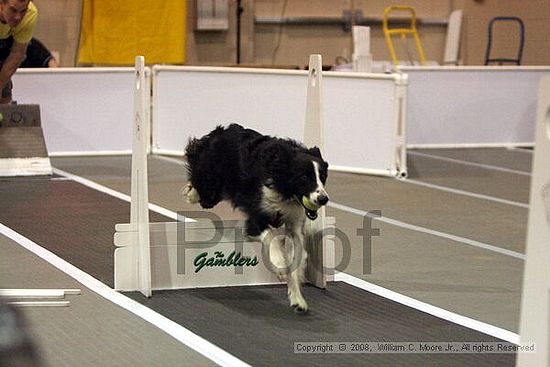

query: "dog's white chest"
xmin=261 ymin=186 xmax=304 ymax=224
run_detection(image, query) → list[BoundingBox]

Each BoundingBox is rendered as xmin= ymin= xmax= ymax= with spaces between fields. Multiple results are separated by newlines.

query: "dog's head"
xmin=291 ymin=147 xmax=329 ymax=220
xmin=264 ymin=143 xmax=329 ymax=220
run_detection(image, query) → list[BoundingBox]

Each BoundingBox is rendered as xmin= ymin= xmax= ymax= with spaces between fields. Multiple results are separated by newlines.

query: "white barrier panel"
xmin=13 ymin=68 xmax=149 ymax=155
xmin=401 ymin=66 xmax=550 ymax=148
xmin=152 ymin=66 xmax=407 ymax=177
xmin=115 ymin=221 xmax=282 ymax=290
xmin=517 ymin=77 xmax=550 ymax=367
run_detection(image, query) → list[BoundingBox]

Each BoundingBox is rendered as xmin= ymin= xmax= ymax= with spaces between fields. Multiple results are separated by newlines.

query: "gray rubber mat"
xmin=0 ymin=176 xmax=168 ymax=287
xmin=127 ymin=283 xmax=515 ymax=367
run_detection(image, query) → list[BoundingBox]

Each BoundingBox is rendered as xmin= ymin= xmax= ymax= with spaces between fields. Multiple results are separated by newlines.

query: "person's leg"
xmin=0 ymin=79 xmax=12 ymax=104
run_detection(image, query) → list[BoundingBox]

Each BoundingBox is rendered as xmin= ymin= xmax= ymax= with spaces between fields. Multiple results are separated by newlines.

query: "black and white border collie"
xmin=183 ymin=124 xmax=329 ymax=313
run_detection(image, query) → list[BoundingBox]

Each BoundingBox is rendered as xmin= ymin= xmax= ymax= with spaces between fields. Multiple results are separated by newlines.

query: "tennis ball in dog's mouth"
xmin=301 ymin=196 xmax=320 ymax=211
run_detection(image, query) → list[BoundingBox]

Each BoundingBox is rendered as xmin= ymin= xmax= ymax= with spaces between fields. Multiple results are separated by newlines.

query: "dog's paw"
xmin=289 ymin=292 xmax=308 ymax=314
xmin=183 ymin=184 xmax=200 ymax=204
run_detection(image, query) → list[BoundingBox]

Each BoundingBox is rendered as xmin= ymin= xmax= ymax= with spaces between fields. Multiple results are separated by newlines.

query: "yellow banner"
xmin=78 ymin=0 xmax=186 ymax=65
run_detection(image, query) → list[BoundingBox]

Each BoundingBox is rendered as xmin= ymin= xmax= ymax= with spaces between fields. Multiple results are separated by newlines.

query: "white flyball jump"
xmin=516 ymin=77 xmax=550 ymax=367
xmin=114 ymin=55 xmax=334 ymax=296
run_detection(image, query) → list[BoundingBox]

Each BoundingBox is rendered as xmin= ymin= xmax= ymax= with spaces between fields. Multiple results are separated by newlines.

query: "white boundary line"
xmin=328 ymin=201 xmax=526 ymax=260
xmin=8 ymin=301 xmax=71 ymax=307
xmin=49 ymin=150 xmax=133 ymax=157
xmin=404 ymin=179 xmax=529 ymax=209
xmin=407 ymin=142 xmax=534 ymax=149
xmin=0 ymin=223 xmax=250 ymax=367
xmin=408 ymin=150 xmax=532 ymax=176
xmin=335 ymin=272 xmax=520 ymax=344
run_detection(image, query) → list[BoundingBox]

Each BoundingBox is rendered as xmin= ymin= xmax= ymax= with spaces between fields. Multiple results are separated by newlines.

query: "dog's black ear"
xmin=308 ymin=146 xmax=322 ymax=159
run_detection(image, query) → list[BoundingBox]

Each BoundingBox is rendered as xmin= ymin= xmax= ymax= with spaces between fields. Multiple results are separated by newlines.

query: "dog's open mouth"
xmin=304 ymin=208 xmax=318 ymax=220
xmin=297 ymin=196 xmax=319 ymax=220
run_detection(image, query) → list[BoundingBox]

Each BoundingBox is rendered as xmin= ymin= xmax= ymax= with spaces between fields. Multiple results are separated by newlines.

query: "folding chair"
xmin=484 ymin=16 xmax=525 ymax=65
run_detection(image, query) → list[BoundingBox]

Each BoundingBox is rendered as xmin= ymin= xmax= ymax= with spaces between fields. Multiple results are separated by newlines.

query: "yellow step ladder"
xmin=383 ymin=5 xmax=427 ymax=66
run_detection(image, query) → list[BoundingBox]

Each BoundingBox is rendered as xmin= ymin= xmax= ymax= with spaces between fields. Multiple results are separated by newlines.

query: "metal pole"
xmin=236 ymin=0 xmax=244 ymax=64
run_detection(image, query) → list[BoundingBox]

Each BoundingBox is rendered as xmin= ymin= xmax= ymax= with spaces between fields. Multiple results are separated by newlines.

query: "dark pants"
xmin=0 ymin=36 xmax=15 ymax=100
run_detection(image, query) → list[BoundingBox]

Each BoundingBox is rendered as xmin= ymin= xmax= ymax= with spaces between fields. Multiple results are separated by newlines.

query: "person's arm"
xmin=0 ymin=41 xmax=28 ymax=89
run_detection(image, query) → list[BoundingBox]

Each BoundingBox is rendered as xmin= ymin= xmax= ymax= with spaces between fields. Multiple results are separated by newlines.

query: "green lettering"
xmin=194 ymin=252 xmax=207 ymax=273
xmin=193 ymin=251 xmax=259 ymax=273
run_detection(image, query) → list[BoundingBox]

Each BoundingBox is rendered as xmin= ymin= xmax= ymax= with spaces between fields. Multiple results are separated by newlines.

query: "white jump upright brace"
xmin=131 ymin=56 xmax=152 ymax=296
xmin=303 ymin=54 xmax=334 ymax=287
xmin=113 ymin=56 xmax=152 ymax=296
xmin=114 ymin=55 xmax=334 ymax=296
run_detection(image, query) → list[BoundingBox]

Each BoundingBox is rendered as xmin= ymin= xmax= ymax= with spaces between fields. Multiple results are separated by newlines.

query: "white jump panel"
xmin=13 ymin=68 xmax=149 ymax=155
xmin=152 ymin=66 xmax=407 ymax=177
xmin=115 ymin=221 xmax=281 ymax=290
xmin=402 ymin=66 xmax=550 ymax=148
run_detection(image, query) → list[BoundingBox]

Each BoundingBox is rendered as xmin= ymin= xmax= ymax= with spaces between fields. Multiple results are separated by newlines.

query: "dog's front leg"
xmin=260 ymin=226 xmax=308 ymax=313
xmin=286 ymin=227 xmax=308 ymax=313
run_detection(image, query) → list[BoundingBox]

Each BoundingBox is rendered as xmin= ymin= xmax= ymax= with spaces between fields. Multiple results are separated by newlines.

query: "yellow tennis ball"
xmin=0 ymin=112 xmax=3 ymax=123
xmin=302 ymin=196 xmax=320 ymax=211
